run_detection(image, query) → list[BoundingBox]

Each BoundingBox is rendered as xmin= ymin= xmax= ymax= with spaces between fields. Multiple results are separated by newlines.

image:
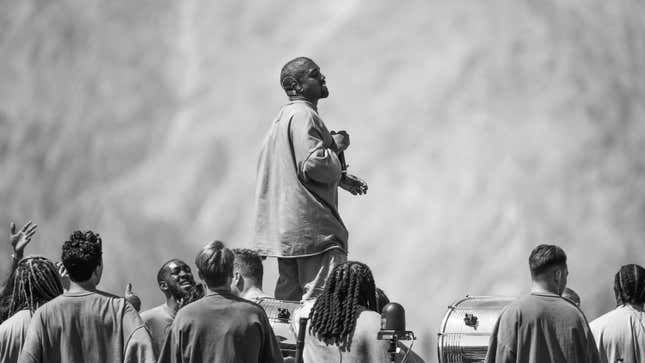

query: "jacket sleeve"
xmin=122 ymin=300 xmax=156 ymax=363
xmin=289 ymin=110 xmax=342 ymax=184
xmin=259 ymin=311 xmax=284 ymax=363
xmin=484 ymin=308 xmax=517 ymax=363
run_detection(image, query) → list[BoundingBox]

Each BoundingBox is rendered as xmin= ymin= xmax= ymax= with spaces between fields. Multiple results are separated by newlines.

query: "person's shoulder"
xmin=355 ymin=309 xmax=381 ymax=328
xmin=140 ymin=304 xmax=166 ymax=321
xmin=0 ymin=309 xmax=31 ymax=333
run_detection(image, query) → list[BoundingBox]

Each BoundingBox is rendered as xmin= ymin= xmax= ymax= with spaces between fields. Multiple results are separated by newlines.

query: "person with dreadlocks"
xmin=0 ymin=221 xmax=38 ymax=314
xmin=0 ymin=257 xmax=62 ymax=363
xmin=303 ymin=261 xmax=396 ymax=363
xmin=485 ymin=244 xmax=600 ymax=363
xmin=254 ymin=57 xmax=368 ymax=301
xmin=17 ymin=230 xmax=154 ymax=363
xmin=590 ymin=264 xmax=645 ymax=363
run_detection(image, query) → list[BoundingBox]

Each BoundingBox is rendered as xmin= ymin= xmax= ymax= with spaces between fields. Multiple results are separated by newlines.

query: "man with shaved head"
xmin=158 ymin=241 xmax=283 ymax=363
xmin=254 ymin=56 xmax=368 ymax=301
xmin=140 ymin=259 xmax=200 ymax=356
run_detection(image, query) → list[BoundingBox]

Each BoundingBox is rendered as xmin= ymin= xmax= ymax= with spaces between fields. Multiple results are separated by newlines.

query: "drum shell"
xmin=437 ymin=296 xmax=515 ymax=363
xmin=256 ymin=298 xmax=301 ymax=357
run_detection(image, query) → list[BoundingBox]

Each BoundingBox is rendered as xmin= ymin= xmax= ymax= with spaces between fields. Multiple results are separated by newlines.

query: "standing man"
xmin=18 ymin=230 xmax=155 ymax=363
xmin=485 ymin=244 xmax=600 ymax=363
xmin=254 ymin=56 xmax=367 ymax=301
xmin=140 ymin=259 xmax=199 ymax=357
xmin=157 ymin=241 xmax=283 ymax=363
xmin=590 ymin=264 xmax=645 ymax=363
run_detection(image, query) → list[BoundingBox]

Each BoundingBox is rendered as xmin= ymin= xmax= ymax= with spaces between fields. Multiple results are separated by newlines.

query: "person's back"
xmin=18 ymin=230 xmax=154 ymax=363
xmin=305 ymin=308 xmax=391 ymax=363
xmin=589 ymin=264 xmax=645 ymax=363
xmin=160 ymin=291 xmax=282 ymax=362
xmin=157 ymin=241 xmax=283 ymax=363
xmin=0 ymin=310 xmax=31 ymax=363
xmin=485 ymin=244 xmax=600 ymax=363
xmin=19 ymin=290 xmax=153 ymax=363
xmin=590 ymin=305 xmax=645 ymax=363
xmin=489 ymin=293 xmax=597 ymax=362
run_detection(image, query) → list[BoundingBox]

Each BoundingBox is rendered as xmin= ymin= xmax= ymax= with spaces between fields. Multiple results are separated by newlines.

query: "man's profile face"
xmin=297 ymin=62 xmax=329 ymax=101
xmin=555 ymin=264 xmax=568 ymax=295
xmin=163 ymin=261 xmax=196 ymax=297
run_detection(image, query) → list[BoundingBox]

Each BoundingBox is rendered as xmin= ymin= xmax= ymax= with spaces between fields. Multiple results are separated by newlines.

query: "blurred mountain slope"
xmin=1 ymin=0 xmax=644 ymax=361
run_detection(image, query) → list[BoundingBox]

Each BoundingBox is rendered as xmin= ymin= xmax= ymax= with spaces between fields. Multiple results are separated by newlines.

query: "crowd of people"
xmin=0 ymin=56 xmax=642 ymax=363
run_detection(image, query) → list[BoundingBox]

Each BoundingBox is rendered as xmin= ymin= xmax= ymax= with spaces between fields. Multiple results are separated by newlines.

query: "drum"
xmin=437 ymin=296 xmax=516 ymax=363
xmin=256 ymin=298 xmax=302 ymax=357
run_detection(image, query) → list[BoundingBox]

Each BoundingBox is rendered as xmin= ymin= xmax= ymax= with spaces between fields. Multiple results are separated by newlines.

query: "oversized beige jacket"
xmin=254 ymin=100 xmax=347 ymax=257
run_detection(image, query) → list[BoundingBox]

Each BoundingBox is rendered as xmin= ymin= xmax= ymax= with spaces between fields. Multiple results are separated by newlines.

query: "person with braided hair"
xmin=303 ymin=261 xmax=399 ymax=363
xmin=17 ymin=230 xmax=155 ymax=363
xmin=0 ymin=257 xmax=62 ymax=363
xmin=590 ymin=264 xmax=645 ymax=363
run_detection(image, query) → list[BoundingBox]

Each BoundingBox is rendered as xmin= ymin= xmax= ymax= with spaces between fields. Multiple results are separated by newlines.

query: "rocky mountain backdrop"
xmin=1 ymin=0 xmax=644 ymax=360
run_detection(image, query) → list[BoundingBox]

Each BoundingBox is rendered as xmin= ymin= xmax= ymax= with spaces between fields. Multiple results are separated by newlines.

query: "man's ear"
xmin=234 ymin=272 xmax=244 ymax=290
xmin=159 ymin=281 xmax=168 ymax=292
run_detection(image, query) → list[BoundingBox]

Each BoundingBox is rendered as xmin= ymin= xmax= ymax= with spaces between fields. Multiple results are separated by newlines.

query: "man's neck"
xmin=530 ymin=281 xmax=560 ymax=296
xmin=288 ymin=96 xmax=317 ymax=109
xmin=165 ymin=296 xmax=180 ymax=312
xmin=67 ymin=280 xmax=97 ymax=294
xmin=207 ymin=285 xmax=231 ymax=295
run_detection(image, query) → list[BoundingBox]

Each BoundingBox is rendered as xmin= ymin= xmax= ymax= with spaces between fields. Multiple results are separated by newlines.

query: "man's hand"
xmin=10 ymin=221 xmax=38 ymax=259
xmin=56 ymin=261 xmax=71 ymax=292
xmin=330 ymin=130 xmax=350 ymax=153
xmin=124 ymin=283 xmax=142 ymax=312
xmin=339 ymin=174 xmax=368 ymax=195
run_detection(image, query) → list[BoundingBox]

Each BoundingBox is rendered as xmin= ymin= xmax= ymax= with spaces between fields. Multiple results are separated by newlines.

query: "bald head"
xmin=280 ymin=57 xmax=315 ymax=94
xmin=280 ymin=57 xmax=328 ymax=102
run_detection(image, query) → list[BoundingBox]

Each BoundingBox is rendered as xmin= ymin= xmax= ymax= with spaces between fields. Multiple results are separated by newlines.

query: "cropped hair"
xmin=62 ymin=230 xmax=102 ymax=282
xmin=195 ymin=241 xmax=234 ymax=288
xmin=157 ymin=259 xmax=184 ymax=284
xmin=614 ymin=264 xmax=645 ymax=306
xmin=280 ymin=57 xmax=314 ymax=94
xmin=232 ymin=248 xmax=263 ymax=282
xmin=308 ymin=261 xmax=378 ymax=350
xmin=529 ymin=244 xmax=567 ymax=277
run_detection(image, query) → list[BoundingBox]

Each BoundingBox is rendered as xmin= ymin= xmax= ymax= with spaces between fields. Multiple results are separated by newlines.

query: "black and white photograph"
xmin=0 ymin=1 xmax=644 ymax=362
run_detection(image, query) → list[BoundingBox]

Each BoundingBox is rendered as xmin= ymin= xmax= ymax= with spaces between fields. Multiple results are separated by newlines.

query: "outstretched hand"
xmin=339 ymin=174 xmax=368 ymax=196
xmin=10 ymin=221 xmax=37 ymax=258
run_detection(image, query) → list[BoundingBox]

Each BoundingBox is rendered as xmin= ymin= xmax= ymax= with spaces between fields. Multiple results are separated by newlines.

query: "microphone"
xmin=377 ymin=303 xmax=416 ymax=363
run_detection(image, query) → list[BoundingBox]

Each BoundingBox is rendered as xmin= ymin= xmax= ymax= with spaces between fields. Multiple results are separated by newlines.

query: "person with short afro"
xmin=590 ymin=264 xmax=645 ymax=363
xmin=17 ymin=230 xmax=155 ymax=363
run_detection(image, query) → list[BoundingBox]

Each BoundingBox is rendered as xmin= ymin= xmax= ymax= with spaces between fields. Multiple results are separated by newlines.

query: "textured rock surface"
xmin=1 ymin=1 xmax=644 ymax=360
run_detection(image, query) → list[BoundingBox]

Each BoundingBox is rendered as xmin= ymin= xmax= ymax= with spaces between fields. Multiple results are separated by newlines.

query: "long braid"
xmin=309 ymin=261 xmax=378 ymax=350
xmin=614 ymin=264 xmax=645 ymax=306
xmin=3 ymin=257 xmax=63 ymax=319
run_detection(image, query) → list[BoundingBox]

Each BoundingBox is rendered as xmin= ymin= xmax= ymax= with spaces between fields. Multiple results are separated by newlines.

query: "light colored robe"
xmin=590 ymin=304 xmax=645 ymax=363
xmin=254 ymin=100 xmax=347 ymax=257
